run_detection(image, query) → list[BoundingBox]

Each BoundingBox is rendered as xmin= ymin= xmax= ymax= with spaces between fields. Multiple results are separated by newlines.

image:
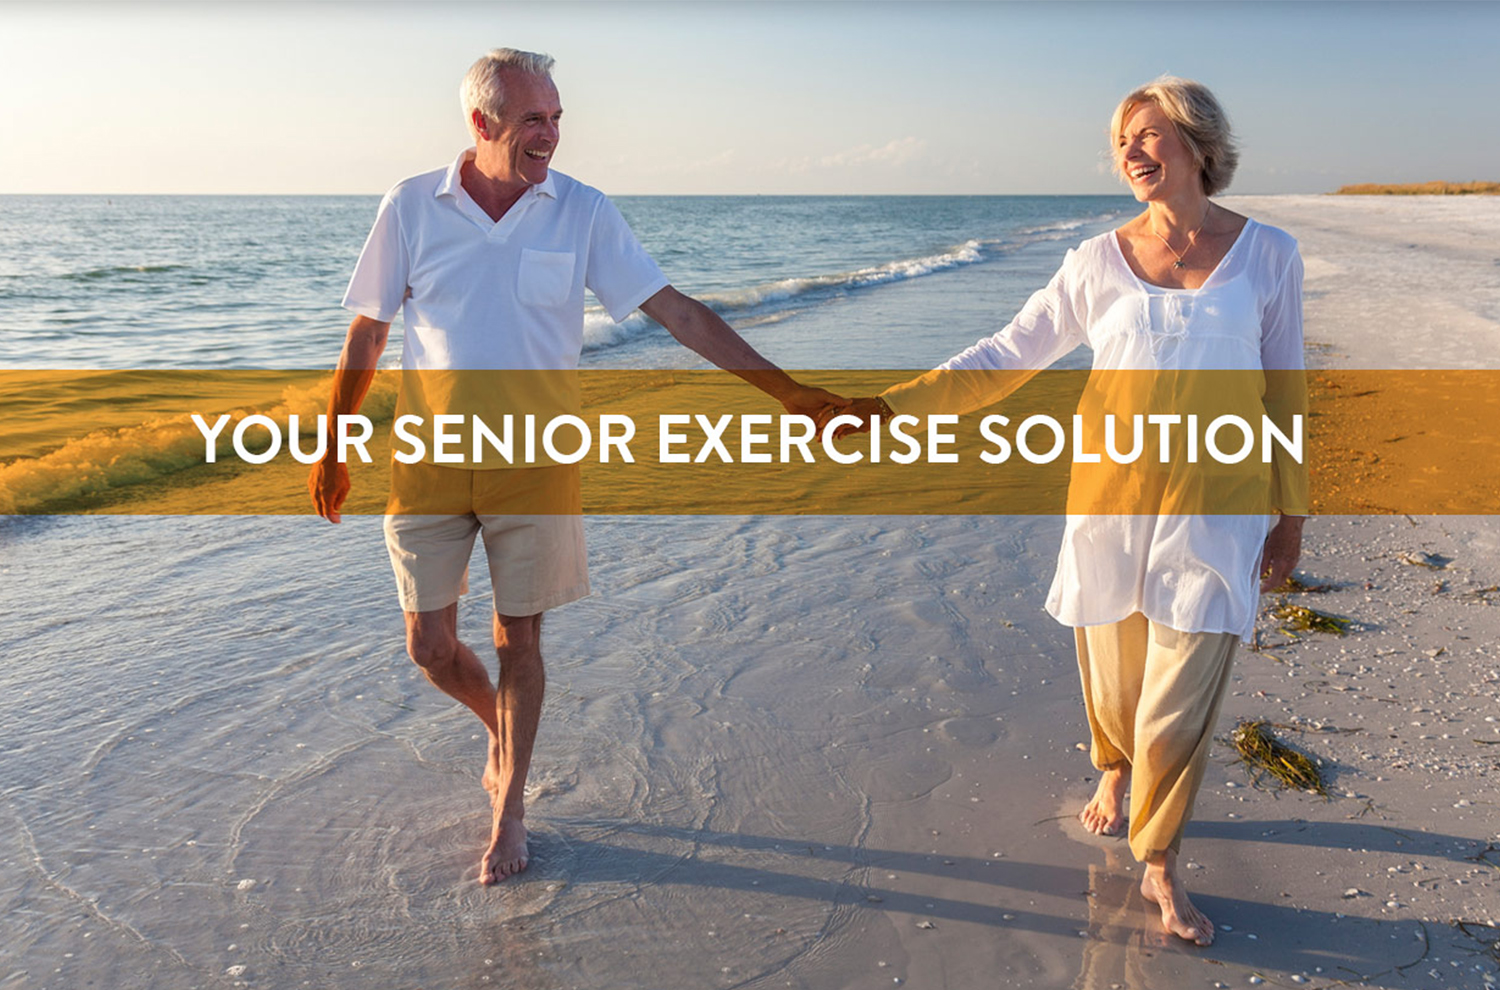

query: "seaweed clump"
xmin=1270 ymin=600 xmax=1350 ymax=636
xmin=1270 ymin=574 xmax=1334 ymax=594
xmin=1232 ymin=720 xmax=1327 ymax=796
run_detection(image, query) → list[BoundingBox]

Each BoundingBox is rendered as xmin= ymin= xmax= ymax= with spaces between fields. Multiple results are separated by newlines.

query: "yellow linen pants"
xmin=1074 ymin=612 xmax=1238 ymax=862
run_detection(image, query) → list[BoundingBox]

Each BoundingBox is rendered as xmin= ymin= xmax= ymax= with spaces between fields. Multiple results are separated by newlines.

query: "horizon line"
xmin=0 ymin=189 xmax=1323 ymax=198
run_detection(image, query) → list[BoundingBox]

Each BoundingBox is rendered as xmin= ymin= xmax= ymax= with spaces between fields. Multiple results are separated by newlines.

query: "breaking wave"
xmin=582 ymin=239 xmax=989 ymax=352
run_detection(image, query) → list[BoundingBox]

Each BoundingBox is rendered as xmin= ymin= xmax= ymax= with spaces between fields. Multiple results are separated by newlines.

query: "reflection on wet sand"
xmin=1072 ymin=844 xmax=1161 ymax=990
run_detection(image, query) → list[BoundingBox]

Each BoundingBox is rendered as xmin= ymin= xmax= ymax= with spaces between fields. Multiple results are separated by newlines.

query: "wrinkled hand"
xmin=309 ymin=457 xmax=351 ymax=524
xmin=832 ymin=396 xmax=886 ymax=439
xmin=782 ymin=385 xmax=849 ymax=425
xmin=1260 ymin=515 xmax=1305 ymax=592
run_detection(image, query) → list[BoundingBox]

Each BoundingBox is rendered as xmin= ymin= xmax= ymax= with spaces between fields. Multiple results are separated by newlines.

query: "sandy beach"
xmin=4 ymin=194 xmax=1498 ymax=990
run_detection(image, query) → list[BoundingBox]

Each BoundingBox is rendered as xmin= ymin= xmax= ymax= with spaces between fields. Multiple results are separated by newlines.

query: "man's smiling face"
xmin=480 ymin=69 xmax=563 ymax=187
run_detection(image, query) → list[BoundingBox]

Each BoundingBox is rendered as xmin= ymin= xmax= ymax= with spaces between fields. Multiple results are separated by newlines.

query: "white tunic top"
xmin=883 ymin=219 xmax=1307 ymax=642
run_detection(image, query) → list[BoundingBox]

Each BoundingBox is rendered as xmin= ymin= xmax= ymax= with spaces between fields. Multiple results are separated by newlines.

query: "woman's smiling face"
xmin=1116 ymin=102 xmax=1202 ymax=202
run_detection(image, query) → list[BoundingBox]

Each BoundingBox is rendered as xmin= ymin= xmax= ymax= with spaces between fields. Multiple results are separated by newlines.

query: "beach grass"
xmin=1334 ymin=181 xmax=1500 ymax=195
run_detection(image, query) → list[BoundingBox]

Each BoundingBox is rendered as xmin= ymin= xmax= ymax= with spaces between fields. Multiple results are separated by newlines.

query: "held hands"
xmin=309 ymin=456 xmax=351 ymax=524
xmin=829 ymin=396 xmax=888 ymax=439
xmin=1259 ymin=514 xmax=1305 ymax=592
xmin=782 ymin=384 xmax=850 ymax=423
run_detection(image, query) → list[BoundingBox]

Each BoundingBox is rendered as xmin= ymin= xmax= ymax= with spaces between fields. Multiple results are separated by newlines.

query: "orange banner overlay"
xmin=0 ymin=370 xmax=1495 ymax=515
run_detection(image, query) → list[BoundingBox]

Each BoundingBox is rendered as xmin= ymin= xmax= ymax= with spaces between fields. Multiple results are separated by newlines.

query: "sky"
xmin=2 ymin=0 xmax=1497 ymax=196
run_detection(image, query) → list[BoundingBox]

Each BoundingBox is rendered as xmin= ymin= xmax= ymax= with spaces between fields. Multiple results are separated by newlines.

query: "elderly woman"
xmin=842 ymin=77 xmax=1307 ymax=945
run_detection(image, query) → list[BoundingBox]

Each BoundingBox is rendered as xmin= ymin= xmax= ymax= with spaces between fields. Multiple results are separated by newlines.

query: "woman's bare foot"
xmin=1140 ymin=851 xmax=1213 ymax=945
xmin=1079 ymin=765 xmax=1128 ymax=836
xmin=479 ymin=802 xmax=529 ymax=885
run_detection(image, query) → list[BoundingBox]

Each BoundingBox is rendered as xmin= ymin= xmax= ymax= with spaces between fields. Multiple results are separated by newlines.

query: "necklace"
xmin=1151 ymin=204 xmax=1212 ymax=270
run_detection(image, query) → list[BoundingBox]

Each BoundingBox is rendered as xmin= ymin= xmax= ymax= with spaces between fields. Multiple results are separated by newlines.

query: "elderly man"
xmin=309 ymin=48 xmax=841 ymax=885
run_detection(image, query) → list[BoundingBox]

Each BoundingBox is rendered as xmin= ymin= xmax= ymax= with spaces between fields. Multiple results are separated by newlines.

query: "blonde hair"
xmin=1110 ymin=76 xmax=1239 ymax=197
xmin=461 ymin=48 xmax=556 ymax=125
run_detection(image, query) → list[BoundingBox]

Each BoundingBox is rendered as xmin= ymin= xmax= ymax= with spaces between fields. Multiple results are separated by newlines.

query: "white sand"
xmin=1220 ymin=194 xmax=1500 ymax=370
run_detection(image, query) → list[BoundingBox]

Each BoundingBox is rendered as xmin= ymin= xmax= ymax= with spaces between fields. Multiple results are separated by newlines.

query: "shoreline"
xmin=4 ymin=194 xmax=1499 ymax=989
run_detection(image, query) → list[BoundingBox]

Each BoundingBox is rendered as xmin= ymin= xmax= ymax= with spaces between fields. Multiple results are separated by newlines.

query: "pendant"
xmin=1172 ymin=260 xmax=1186 ymax=269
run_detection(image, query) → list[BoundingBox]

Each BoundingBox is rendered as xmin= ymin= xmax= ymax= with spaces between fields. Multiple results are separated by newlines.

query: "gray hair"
xmin=1110 ymin=76 xmax=1239 ymax=197
xmin=461 ymin=48 xmax=556 ymax=124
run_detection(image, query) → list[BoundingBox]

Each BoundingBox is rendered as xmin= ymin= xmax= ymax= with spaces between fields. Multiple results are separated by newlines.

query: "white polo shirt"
xmin=343 ymin=148 xmax=669 ymax=371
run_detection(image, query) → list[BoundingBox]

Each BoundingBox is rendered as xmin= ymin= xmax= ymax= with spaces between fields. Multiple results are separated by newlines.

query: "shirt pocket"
xmin=518 ymin=249 xmax=576 ymax=308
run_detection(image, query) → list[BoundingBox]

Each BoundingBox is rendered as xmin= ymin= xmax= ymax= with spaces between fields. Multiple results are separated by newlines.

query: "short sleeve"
xmin=341 ymin=191 xmax=410 ymax=322
xmin=585 ymin=198 xmax=670 ymax=323
xmin=882 ymin=248 xmax=1087 ymax=417
xmin=1261 ymin=247 xmax=1309 ymax=515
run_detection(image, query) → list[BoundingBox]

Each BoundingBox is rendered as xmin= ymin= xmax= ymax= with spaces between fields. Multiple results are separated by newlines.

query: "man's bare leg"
xmin=1140 ymin=848 xmax=1214 ymax=945
xmin=1079 ymin=763 xmax=1129 ymax=836
xmin=481 ymin=611 xmax=544 ymax=885
xmin=404 ymin=606 xmax=502 ymax=797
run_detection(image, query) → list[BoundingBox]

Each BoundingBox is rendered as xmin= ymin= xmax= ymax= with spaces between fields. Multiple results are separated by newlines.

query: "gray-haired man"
xmin=310 ymin=49 xmax=843 ymax=884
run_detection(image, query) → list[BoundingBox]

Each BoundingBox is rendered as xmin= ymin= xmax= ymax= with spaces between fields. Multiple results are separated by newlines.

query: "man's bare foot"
xmin=1079 ymin=766 xmax=1128 ymax=836
xmin=479 ymin=805 xmax=529 ymax=885
xmin=1140 ymin=854 xmax=1214 ymax=945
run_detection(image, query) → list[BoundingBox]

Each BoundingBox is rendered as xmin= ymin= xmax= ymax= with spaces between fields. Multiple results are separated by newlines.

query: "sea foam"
xmin=582 ymin=239 xmax=989 ymax=353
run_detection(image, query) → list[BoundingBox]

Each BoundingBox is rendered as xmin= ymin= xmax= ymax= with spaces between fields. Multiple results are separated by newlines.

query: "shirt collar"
xmin=436 ymin=147 xmax=557 ymax=201
xmin=435 ymin=147 xmax=470 ymax=199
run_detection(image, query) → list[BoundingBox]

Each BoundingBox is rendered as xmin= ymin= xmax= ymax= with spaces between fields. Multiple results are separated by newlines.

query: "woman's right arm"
xmin=879 ymin=247 xmax=1087 ymax=418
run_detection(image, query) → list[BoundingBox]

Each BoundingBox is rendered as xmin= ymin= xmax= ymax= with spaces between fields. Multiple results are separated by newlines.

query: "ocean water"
xmin=0 ymin=194 xmax=1134 ymax=988
xmin=0 ymin=195 xmax=1128 ymax=515
xmin=0 ymin=193 xmax=1128 ymax=370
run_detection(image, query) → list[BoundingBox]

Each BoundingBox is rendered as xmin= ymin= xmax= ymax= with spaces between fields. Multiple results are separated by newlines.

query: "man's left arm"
xmin=639 ymin=286 xmax=846 ymax=419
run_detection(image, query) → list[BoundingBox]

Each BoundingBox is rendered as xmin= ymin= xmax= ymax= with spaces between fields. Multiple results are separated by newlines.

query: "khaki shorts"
xmin=383 ymin=462 xmax=589 ymax=616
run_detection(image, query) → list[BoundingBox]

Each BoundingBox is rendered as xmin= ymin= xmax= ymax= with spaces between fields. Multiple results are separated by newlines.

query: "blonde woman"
xmin=841 ymin=77 xmax=1307 ymax=945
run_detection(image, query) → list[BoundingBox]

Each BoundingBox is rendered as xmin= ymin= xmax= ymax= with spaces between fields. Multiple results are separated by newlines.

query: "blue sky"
xmin=2 ymin=1 xmax=1496 ymax=195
